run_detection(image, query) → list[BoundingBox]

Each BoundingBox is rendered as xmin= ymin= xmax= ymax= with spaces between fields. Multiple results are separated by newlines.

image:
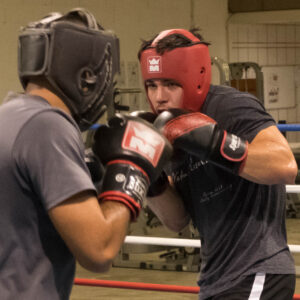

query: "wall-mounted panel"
xmin=263 ymin=66 xmax=295 ymax=109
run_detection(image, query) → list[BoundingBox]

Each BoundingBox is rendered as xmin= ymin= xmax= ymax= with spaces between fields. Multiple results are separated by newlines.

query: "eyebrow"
xmin=145 ymin=79 xmax=181 ymax=85
xmin=145 ymin=80 xmax=155 ymax=85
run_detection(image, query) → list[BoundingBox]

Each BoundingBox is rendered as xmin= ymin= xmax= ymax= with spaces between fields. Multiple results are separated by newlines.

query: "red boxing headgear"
xmin=139 ymin=29 xmax=211 ymax=112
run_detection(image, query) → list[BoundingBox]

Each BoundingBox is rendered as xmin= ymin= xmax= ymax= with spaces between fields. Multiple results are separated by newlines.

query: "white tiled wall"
xmin=228 ymin=23 xmax=300 ymax=142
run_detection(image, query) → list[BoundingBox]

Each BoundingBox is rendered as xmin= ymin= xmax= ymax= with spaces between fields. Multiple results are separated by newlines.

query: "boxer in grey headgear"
xmin=0 ymin=7 xmax=163 ymax=300
xmin=18 ymin=7 xmax=120 ymax=131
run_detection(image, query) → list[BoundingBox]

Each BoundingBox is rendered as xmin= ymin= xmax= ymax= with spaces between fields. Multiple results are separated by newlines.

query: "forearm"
xmin=71 ymin=200 xmax=130 ymax=273
xmin=240 ymin=145 xmax=297 ymax=185
xmin=239 ymin=126 xmax=298 ymax=185
xmin=49 ymin=192 xmax=131 ymax=273
xmin=98 ymin=201 xmax=131 ymax=258
xmin=146 ymin=185 xmax=190 ymax=232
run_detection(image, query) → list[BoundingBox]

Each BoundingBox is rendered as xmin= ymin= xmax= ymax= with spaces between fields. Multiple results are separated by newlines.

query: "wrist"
xmin=211 ymin=130 xmax=248 ymax=174
xmin=99 ymin=160 xmax=150 ymax=221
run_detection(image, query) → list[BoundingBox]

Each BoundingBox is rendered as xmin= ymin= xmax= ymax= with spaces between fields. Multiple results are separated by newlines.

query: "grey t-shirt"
xmin=168 ymin=85 xmax=295 ymax=299
xmin=0 ymin=93 xmax=96 ymax=299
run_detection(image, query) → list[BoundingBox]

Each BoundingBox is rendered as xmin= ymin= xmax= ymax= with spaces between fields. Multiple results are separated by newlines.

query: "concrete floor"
xmin=70 ymin=218 xmax=300 ymax=299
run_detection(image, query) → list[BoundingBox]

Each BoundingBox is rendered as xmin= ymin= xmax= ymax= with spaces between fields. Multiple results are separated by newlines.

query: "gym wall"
xmin=2 ymin=0 xmax=300 ymax=142
xmin=0 ymin=0 xmax=228 ymax=112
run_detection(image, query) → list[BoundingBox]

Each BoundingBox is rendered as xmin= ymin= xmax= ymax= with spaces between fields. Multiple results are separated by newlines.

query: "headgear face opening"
xmin=139 ymin=29 xmax=211 ymax=113
xmin=18 ymin=8 xmax=120 ymax=131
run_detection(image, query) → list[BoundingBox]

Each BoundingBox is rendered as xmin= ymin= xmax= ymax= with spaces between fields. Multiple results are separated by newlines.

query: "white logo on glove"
xmin=122 ymin=120 xmax=165 ymax=167
xmin=229 ymin=134 xmax=240 ymax=151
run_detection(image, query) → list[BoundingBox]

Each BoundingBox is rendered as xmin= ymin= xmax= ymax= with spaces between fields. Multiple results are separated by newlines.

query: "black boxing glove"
xmin=84 ymin=148 xmax=104 ymax=184
xmin=130 ymin=110 xmax=157 ymax=124
xmin=84 ymin=148 xmax=104 ymax=193
xmin=154 ymin=109 xmax=248 ymax=175
xmin=130 ymin=111 xmax=170 ymax=197
xmin=93 ymin=114 xmax=172 ymax=220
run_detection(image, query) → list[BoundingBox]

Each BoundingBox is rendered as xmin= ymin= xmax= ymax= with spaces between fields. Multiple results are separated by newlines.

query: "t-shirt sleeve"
xmin=13 ymin=110 xmax=97 ymax=210
xmin=215 ymin=95 xmax=276 ymax=143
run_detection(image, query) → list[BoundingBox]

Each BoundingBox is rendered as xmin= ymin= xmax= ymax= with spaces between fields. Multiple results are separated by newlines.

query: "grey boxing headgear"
xmin=18 ymin=8 xmax=120 ymax=131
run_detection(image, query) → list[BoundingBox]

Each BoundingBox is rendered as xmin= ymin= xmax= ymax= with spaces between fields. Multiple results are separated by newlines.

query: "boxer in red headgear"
xmin=136 ymin=28 xmax=297 ymax=300
xmin=140 ymin=29 xmax=211 ymax=111
xmin=139 ymin=29 xmax=211 ymax=113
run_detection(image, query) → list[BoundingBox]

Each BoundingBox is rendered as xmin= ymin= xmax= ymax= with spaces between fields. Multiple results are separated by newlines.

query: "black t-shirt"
xmin=168 ymin=85 xmax=295 ymax=299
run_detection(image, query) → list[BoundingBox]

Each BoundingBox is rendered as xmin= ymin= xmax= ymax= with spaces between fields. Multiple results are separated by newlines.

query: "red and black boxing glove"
xmin=92 ymin=113 xmax=172 ymax=220
xmin=154 ymin=109 xmax=248 ymax=175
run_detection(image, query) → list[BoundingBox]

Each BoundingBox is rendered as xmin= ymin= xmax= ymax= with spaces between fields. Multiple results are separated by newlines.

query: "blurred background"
xmin=2 ymin=0 xmax=300 ymax=138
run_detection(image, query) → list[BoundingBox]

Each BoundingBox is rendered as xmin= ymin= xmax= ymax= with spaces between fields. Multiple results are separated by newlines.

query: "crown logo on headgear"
xmin=147 ymin=56 xmax=161 ymax=73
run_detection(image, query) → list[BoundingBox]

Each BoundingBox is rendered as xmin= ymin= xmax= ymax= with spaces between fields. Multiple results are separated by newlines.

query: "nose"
xmin=155 ymin=85 xmax=168 ymax=104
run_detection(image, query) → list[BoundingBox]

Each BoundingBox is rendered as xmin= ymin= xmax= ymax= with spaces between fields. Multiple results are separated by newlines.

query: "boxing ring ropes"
xmin=78 ymin=123 xmax=300 ymax=299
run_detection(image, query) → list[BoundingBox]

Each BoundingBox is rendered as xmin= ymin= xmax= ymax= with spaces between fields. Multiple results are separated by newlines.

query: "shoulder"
xmin=13 ymin=103 xmax=83 ymax=161
xmin=5 ymin=93 xmax=80 ymax=137
xmin=204 ymin=85 xmax=265 ymax=111
xmin=29 ymin=108 xmax=79 ymax=136
xmin=203 ymin=85 xmax=275 ymax=141
xmin=202 ymin=84 xmax=270 ymax=121
xmin=21 ymin=102 xmax=80 ymax=142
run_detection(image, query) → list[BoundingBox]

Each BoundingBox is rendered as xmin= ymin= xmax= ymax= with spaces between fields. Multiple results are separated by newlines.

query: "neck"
xmin=26 ymin=83 xmax=71 ymax=115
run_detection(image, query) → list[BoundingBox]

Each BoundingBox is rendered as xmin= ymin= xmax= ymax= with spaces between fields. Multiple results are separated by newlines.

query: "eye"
xmin=165 ymin=81 xmax=181 ymax=89
xmin=145 ymin=82 xmax=156 ymax=89
xmin=167 ymin=82 xmax=177 ymax=87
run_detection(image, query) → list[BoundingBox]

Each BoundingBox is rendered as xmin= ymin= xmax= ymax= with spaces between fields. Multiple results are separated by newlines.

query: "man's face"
xmin=145 ymin=79 xmax=183 ymax=114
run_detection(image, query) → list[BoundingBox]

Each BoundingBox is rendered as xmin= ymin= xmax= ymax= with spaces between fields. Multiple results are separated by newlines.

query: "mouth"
xmin=156 ymin=106 xmax=168 ymax=114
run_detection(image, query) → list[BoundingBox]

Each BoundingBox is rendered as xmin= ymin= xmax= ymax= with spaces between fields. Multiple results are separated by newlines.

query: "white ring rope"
xmin=124 ymin=236 xmax=300 ymax=253
xmin=286 ymin=185 xmax=300 ymax=193
xmin=123 ymin=185 xmax=300 ymax=254
xmin=125 ymin=236 xmax=200 ymax=248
